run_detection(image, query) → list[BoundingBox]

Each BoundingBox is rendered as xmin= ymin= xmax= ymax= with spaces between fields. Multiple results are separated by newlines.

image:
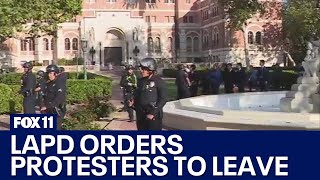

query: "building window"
xmin=165 ymin=16 xmax=170 ymax=23
xmin=50 ymin=39 xmax=54 ymax=50
xmin=186 ymin=0 xmax=191 ymax=3
xmin=168 ymin=37 xmax=173 ymax=51
xmin=165 ymin=0 xmax=175 ymax=3
xmin=20 ymin=40 xmax=28 ymax=51
xmin=212 ymin=7 xmax=219 ymax=17
xmin=43 ymin=38 xmax=49 ymax=51
xmin=248 ymin=31 xmax=254 ymax=44
xmin=189 ymin=16 xmax=193 ymax=23
xmin=155 ymin=37 xmax=161 ymax=53
xmin=186 ymin=37 xmax=192 ymax=52
xmin=215 ymin=33 xmax=219 ymax=47
xmin=183 ymin=16 xmax=188 ymax=23
xmin=106 ymin=0 xmax=116 ymax=2
xmin=171 ymin=16 xmax=175 ymax=22
xmin=193 ymin=37 xmax=199 ymax=52
xmin=65 ymin=38 xmax=71 ymax=50
xmin=256 ymin=31 xmax=262 ymax=45
xmin=147 ymin=37 xmax=154 ymax=53
xmin=146 ymin=16 xmax=150 ymax=23
xmin=202 ymin=35 xmax=209 ymax=50
xmin=152 ymin=16 xmax=156 ymax=22
xmin=28 ymin=38 xmax=35 ymax=51
xmin=146 ymin=0 xmax=155 ymax=3
xmin=72 ymin=38 xmax=79 ymax=50
xmin=202 ymin=10 xmax=209 ymax=20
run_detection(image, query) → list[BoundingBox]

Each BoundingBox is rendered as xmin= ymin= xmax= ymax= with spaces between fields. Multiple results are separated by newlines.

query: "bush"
xmin=162 ymin=69 xmax=178 ymax=78
xmin=0 ymin=84 xmax=22 ymax=114
xmin=67 ymin=79 xmax=112 ymax=104
xmin=88 ymin=95 xmax=116 ymax=119
xmin=63 ymin=108 xmax=100 ymax=130
xmin=57 ymin=58 xmax=84 ymax=66
xmin=0 ymin=73 xmax=22 ymax=85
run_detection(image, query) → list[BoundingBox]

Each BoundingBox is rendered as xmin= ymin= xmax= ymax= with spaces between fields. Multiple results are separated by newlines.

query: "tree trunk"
xmin=241 ymin=28 xmax=250 ymax=66
xmin=52 ymin=31 xmax=58 ymax=65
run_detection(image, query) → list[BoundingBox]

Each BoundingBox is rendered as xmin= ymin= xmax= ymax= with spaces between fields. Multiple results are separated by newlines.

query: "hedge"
xmin=0 ymin=74 xmax=112 ymax=114
xmin=0 ymin=84 xmax=23 ymax=114
xmin=162 ymin=68 xmax=299 ymax=90
xmin=67 ymin=79 xmax=112 ymax=104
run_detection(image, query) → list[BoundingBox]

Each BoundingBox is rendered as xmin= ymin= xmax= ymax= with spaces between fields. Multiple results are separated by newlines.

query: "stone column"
xmin=34 ymin=38 xmax=41 ymax=62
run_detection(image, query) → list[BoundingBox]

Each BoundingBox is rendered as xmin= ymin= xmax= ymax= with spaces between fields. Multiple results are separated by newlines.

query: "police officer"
xmin=40 ymin=65 xmax=67 ymax=130
xmin=175 ymin=64 xmax=191 ymax=99
xmin=19 ymin=62 xmax=37 ymax=114
xmin=120 ymin=65 xmax=137 ymax=122
xmin=34 ymin=70 xmax=46 ymax=108
xmin=133 ymin=58 xmax=168 ymax=130
xmin=57 ymin=67 xmax=67 ymax=91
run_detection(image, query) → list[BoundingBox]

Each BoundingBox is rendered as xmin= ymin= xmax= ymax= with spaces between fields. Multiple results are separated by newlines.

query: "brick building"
xmin=0 ymin=0 xmax=284 ymax=68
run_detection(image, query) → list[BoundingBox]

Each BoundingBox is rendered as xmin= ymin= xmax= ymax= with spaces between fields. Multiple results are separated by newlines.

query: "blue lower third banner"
xmin=0 ymin=114 xmax=319 ymax=179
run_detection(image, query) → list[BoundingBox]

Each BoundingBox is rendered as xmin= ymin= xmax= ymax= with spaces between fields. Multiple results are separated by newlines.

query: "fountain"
xmin=163 ymin=41 xmax=320 ymax=130
xmin=280 ymin=40 xmax=320 ymax=113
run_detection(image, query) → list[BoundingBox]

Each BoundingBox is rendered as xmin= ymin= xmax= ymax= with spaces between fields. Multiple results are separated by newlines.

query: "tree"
xmin=0 ymin=0 xmax=83 ymax=64
xmin=283 ymin=0 xmax=320 ymax=64
xmin=219 ymin=0 xmax=264 ymax=66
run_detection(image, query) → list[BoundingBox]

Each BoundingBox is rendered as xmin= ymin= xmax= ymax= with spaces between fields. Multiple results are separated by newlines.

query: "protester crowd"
xmin=175 ymin=60 xmax=270 ymax=99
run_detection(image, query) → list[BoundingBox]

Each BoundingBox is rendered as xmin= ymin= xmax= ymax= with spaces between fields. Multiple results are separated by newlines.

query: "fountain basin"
xmin=163 ymin=91 xmax=320 ymax=130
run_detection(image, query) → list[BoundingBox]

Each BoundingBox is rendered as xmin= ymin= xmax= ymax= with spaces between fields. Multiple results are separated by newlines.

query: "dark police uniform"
xmin=120 ymin=65 xmax=137 ymax=121
xmin=43 ymin=65 xmax=67 ymax=130
xmin=57 ymin=67 xmax=67 ymax=91
xmin=20 ymin=62 xmax=36 ymax=114
xmin=134 ymin=58 xmax=168 ymax=130
xmin=35 ymin=70 xmax=46 ymax=107
xmin=175 ymin=65 xmax=190 ymax=99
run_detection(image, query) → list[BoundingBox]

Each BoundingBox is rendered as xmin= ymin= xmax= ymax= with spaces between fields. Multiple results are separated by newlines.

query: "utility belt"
xmin=138 ymin=102 xmax=157 ymax=114
xmin=23 ymin=90 xmax=34 ymax=97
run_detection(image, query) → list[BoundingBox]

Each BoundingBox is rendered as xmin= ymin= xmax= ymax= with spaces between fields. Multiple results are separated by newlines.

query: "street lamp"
xmin=81 ymin=37 xmax=88 ymax=80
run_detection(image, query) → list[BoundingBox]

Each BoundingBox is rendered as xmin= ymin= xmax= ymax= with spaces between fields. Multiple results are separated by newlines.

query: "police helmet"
xmin=46 ymin=64 xmax=59 ymax=74
xmin=22 ymin=62 xmax=33 ymax=70
xmin=126 ymin=65 xmax=134 ymax=70
xmin=36 ymin=70 xmax=45 ymax=77
xmin=139 ymin=58 xmax=157 ymax=71
xmin=59 ymin=67 xmax=65 ymax=73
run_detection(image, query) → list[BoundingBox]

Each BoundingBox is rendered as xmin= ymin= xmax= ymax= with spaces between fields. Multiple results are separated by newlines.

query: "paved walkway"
xmin=0 ymin=115 xmax=9 ymax=131
xmin=94 ymin=70 xmax=137 ymax=130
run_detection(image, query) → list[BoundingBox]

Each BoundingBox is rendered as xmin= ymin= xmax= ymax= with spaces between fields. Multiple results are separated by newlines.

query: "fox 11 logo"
xmin=10 ymin=114 xmax=57 ymax=130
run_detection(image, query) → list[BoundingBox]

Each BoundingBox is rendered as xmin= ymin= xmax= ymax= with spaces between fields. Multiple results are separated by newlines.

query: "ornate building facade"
xmin=1 ymin=0 xmax=284 ymax=68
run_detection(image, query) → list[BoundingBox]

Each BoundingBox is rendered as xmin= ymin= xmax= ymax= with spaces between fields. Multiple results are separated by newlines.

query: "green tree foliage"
xmin=219 ymin=0 xmax=263 ymax=30
xmin=283 ymin=0 xmax=320 ymax=62
xmin=219 ymin=0 xmax=264 ymax=65
xmin=0 ymin=0 xmax=83 ymax=42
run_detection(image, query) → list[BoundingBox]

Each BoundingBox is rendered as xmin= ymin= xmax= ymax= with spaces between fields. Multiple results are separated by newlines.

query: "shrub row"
xmin=162 ymin=68 xmax=299 ymax=90
xmin=0 ymin=72 xmax=99 ymax=85
xmin=0 ymin=84 xmax=23 ymax=114
xmin=0 ymin=76 xmax=112 ymax=114
xmin=57 ymin=58 xmax=84 ymax=66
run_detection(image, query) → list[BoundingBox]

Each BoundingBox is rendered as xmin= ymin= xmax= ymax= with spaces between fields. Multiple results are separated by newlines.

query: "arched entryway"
xmin=103 ymin=28 xmax=126 ymax=66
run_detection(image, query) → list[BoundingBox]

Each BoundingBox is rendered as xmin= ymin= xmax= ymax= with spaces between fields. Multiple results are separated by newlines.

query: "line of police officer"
xmin=121 ymin=58 xmax=168 ymax=130
xmin=20 ymin=62 xmax=67 ymax=130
